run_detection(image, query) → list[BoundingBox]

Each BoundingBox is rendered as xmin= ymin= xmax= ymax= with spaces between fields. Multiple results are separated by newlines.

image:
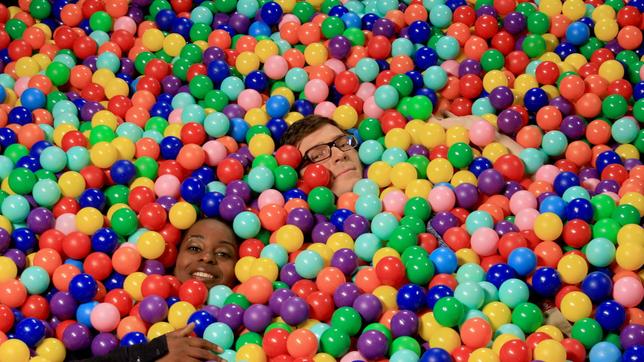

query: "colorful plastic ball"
xmin=589 ymin=341 xmax=622 ymax=362
xmin=69 ymin=273 xmax=98 ymax=303
xmin=15 ymin=317 xmax=46 ymax=347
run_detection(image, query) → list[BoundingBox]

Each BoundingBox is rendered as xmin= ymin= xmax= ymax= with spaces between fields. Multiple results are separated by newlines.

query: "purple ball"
xmin=142 ymin=260 xmax=165 ymax=275
xmin=156 ymin=196 xmax=177 ymax=211
xmin=352 ymin=294 xmax=382 ymax=323
xmin=217 ymin=304 xmax=244 ymax=330
xmin=333 ymin=282 xmax=361 ymax=307
xmin=624 ymin=158 xmax=642 ymax=170
xmin=203 ymin=47 xmax=226 ymax=65
xmin=605 ymin=39 xmax=623 ymax=54
xmin=201 ymin=305 xmax=220 ymax=320
xmin=92 ymin=332 xmax=119 ymax=357
xmin=269 ymin=288 xmax=295 ymax=315
xmin=62 ymin=323 xmax=91 ymax=350
xmin=504 ymin=181 xmax=525 ymax=199
xmin=489 ymin=86 xmax=514 ymax=110
xmin=223 ymin=104 xmax=245 ymax=119
xmin=119 ymin=58 xmax=134 ymax=76
xmin=328 ymin=36 xmax=351 ymax=59
xmin=83 ymin=56 xmax=97 ymax=72
xmin=0 ymin=228 xmax=9 ymax=253
xmin=219 ymin=195 xmax=246 ymax=221
xmin=26 ymin=207 xmax=54 ymax=234
xmin=287 ymin=208 xmax=315 ymax=233
xmin=357 ymin=330 xmax=389 ymax=360
xmin=430 ymin=212 xmax=459 ymax=235
xmin=280 ymin=296 xmax=309 ymax=325
xmin=50 ymin=292 xmax=78 ymax=321
xmin=560 ymin=115 xmax=586 ymax=139
xmin=330 ymin=248 xmax=359 ymax=275
xmin=621 ymin=324 xmax=644 ymax=349
xmin=226 ymin=180 xmax=252 ymax=203
xmin=478 ymin=169 xmax=505 ymax=195
xmin=504 ymin=12 xmax=526 ymax=34
xmin=497 ymin=109 xmax=523 ymax=135
xmin=596 ymin=180 xmax=619 ymax=194
xmin=454 ymin=183 xmax=479 ymax=209
xmin=312 ymin=222 xmax=337 ymax=243
xmin=4 ymin=249 xmax=26 ymax=270
xmin=407 ymin=144 xmax=429 ymax=157
xmin=476 ymin=5 xmax=497 ymax=17
xmin=81 ymin=101 xmax=104 ymax=122
xmin=127 ymin=6 xmax=144 ymax=23
xmin=243 ymin=304 xmax=273 ymax=333
xmin=495 ymin=220 xmax=518 ymax=235
xmin=550 ymin=96 xmax=573 ymax=116
xmin=390 ymin=310 xmax=419 ymax=337
xmin=578 ymin=167 xmax=598 ymax=181
xmin=213 ymin=13 xmax=230 ymax=28
xmin=343 ymin=214 xmax=369 ymax=240
xmin=279 ymin=263 xmax=302 ymax=286
xmin=139 ymin=295 xmax=168 ymax=324
xmin=228 ymin=12 xmax=250 ymax=34
xmin=372 ymin=18 xmax=395 ymax=37
xmin=459 ymin=59 xmax=482 ymax=77
xmin=161 ymin=75 xmax=182 ymax=95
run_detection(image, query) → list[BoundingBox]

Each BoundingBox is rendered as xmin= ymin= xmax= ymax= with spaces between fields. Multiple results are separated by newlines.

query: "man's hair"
xmin=280 ymin=115 xmax=340 ymax=147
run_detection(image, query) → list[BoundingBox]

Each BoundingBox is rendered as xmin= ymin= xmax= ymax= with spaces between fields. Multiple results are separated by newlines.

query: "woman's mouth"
xmin=191 ymin=271 xmax=215 ymax=281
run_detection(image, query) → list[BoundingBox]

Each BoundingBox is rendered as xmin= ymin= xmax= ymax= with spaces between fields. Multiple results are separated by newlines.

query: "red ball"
xmin=459 ymin=74 xmax=483 ymax=99
xmin=138 ymin=203 xmax=167 ymax=231
xmin=534 ymin=61 xmax=559 ymax=85
xmin=449 ymin=97 xmax=473 ymax=116
xmin=443 ymin=227 xmax=470 ymax=251
xmin=306 ymin=291 xmax=334 ymax=322
xmin=494 ymin=0 xmax=516 ymax=16
xmin=380 ymin=110 xmax=406 ymax=133
xmin=498 ymin=232 xmax=528 ymax=259
xmin=141 ymin=274 xmax=171 ymax=299
xmin=61 ymin=130 xmax=88 ymax=151
xmin=84 ymin=252 xmax=113 ymax=281
xmin=490 ymin=30 xmax=515 ymax=55
xmin=275 ymin=145 xmax=302 ymax=168
xmin=418 ymin=232 xmax=438 ymax=254
xmin=607 ymin=79 xmax=633 ymax=99
xmin=302 ymin=164 xmax=331 ymax=189
xmin=81 ymin=83 xmax=105 ymax=102
xmin=216 ymin=158 xmax=244 ymax=184
xmin=0 ymin=303 xmax=14 ymax=333
xmin=367 ymin=35 xmax=392 ymax=60
xmin=499 ymin=339 xmax=530 ymax=362
xmin=107 ymin=95 xmax=133 ymax=119
xmin=158 ymin=160 xmax=187 ymax=180
xmin=617 ymin=5 xmax=642 ymax=27
xmin=375 ymin=70 xmax=395 ymax=87
xmin=111 ymin=29 xmax=135 ymax=52
xmin=339 ymin=95 xmax=363 ymax=114
xmin=39 ymin=229 xmax=65 ymax=254
xmin=590 ymin=48 xmax=615 ymax=65
xmin=159 ymin=223 xmax=182 ymax=246
xmin=263 ymin=328 xmax=290 ymax=357
xmin=62 ymin=232 xmax=91 ymax=260
xmin=562 ymin=219 xmax=591 ymax=248
xmin=494 ymin=154 xmax=525 ymax=181
xmin=178 ymin=279 xmax=208 ymax=307
xmin=291 ymin=279 xmax=318 ymax=298
xmin=136 ymin=76 xmax=161 ymax=96
xmin=561 ymin=338 xmax=586 ymax=362
xmin=601 ymin=163 xmax=628 ymax=184
xmin=239 ymin=238 xmax=264 ymax=258
xmin=480 ymin=255 xmax=505 ymax=271
xmin=21 ymin=295 xmax=49 ymax=320
xmin=53 ymin=26 xmax=79 ymax=49
xmin=526 ymin=332 xmax=551 ymax=352
xmin=453 ymin=6 xmax=476 ymax=26
xmin=180 ymin=122 xmax=207 ymax=145
xmin=505 ymin=51 xmax=530 ymax=75
xmin=128 ymin=186 xmax=156 ymax=213
xmin=82 ymin=0 xmax=104 ymax=17
xmin=104 ymin=288 xmax=133 ymax=317
xmin=80 ymin=165 xmax=106 ymax=189
xmin=375 ymin=256 xmax=405 ymax=287
xmin=428 ymin=273 xmax=457 ymax=290
xmin=334 ymin=71 xmax=359 ymax=95
xmin=474 ymin=15 xmax=499 ymax=39
xmin=429 ymin=144 xmax=449 ymax=160
xmin=144 ymin=59 xmax=170 ymax=81
xmin=73 ymin=36 xmax=97 ymax=59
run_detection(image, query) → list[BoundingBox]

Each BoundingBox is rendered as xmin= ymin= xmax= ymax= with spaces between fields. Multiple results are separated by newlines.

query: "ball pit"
xmin=0 ymin=0 xmax=643 ymax=361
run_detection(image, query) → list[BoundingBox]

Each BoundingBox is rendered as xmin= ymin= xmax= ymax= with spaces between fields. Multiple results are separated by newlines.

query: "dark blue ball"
xmin=12 ymin=228 xmax=37 ymax=253
xmin=156 ymin=9 xmax=176 ymax=31
xmin=329 ymin=6 xmax=349 ymax=18
xmin=14 ymin=318 xmax=46 ymax=347
xmin=187 ymin=310 xmax=217 ymax=338
xmin=191 ymin=166 xmax=216 ymax=184
xmin=293 ymin=99 xmax=314 ymax=116
xmin=426 ymin=285 xmax=453 ymax=309
xmin=260 ymin=2 xmax=283 ymax=26
xmin=405 ymin=70 xmax=424 ymax=90
xmin=29 ymin=140 xmax=53 ymax=157
xmin=414 ymin=47 xmax=438 ymax=70
xmin=523 ymin=87 xmax=549 ymax=113
xmin=594 ymin=300 xmax=625 ymax=331
xmin=172 ymin=17 xmax=193 ymax=39
xmin=104 ymin=272 xmax=125 ymax=290
xmin=581 ymin=271 xmax=613 ymax=302
xmin=16 ymin=155 xmax=41 ymax=172
xmin=160 ymin=136 xmax=183 ymax=160
xmin=8 ymin=106 xmax=32 ymax=125
xmin=92 ymin=228 xmax=119 ymax=254
xmin=469 ymin=157 xmax=493 ymax=177
xmin=420 ymin=348 xmax=452 ymax=362
xmin=110 ymin=160 xmax=137 ymax=185
xmin=180 ymin=177 xmax=206 ymax=204
xmin=207 ymin=60 xmax=230 ymax=83
xmin=408 ymin=20 xmax=431 ymax=44
xmin=69 ymin=273 xmax=98 ymax=303
xmin=622 ymin=345 xmax=643 ymax=362
xmin=267 ymin=117 xmax=288 ymax=141
xmin=79 ymin=188 xmax=107 ymax=210
xmin=120 ymin=331 xmax=147 ymax=347
xmin=595 ymin=150 xmax=622 ymax=175
xmin=565 ymin=198 xmax=593 ymax=222
xmin=531 ymin=267 xmax=562 ymax=297
xmin=330 ymin=208 xmax=353 ymax=231
xmin=553 ymin=171 xmax=580 ymax=195
xmin=397 ymin=283 xmax=426 ymax=311
xmin=361 ymin=13 xmax=380 ymax=31
xmin=554 ymin=42 xmax=577 ymax=59
xmin=486 ymin=263 xmax=517 ymax=289
xmin=201 ymin=192 xmax=225 ymax=217
xmin=634 ymin=81 xmax=644 ymax=101
xmin=284 ymin=188 xmax=307 ymax=201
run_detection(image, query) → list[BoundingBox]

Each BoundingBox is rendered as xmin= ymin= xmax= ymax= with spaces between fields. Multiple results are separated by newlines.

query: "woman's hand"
xmin=158 ymin=323 xmax=225 ymax=362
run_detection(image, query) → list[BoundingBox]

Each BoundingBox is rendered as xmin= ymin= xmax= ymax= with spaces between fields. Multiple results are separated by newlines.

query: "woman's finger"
xmin=186 ymin=346 xmax=221 ymax=361
xmin=188 ymin=337 xmax=224 ymax=353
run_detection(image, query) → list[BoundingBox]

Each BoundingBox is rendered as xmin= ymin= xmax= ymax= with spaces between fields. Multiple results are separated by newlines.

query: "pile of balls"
xmin=0 ymin=0 xmax=642 ymax=361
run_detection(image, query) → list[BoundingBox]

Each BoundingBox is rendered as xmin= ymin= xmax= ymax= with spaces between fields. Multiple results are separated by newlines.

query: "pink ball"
xmin=534 ymin=165 xmax=560 ymax=184
xmin=203 ymin=140 xmax=228 ymax=166
xmin=441 ymin=60 xmax=460 ymax=76
xmin=324 ymin=59 xmax=346 ymax=74
xmin=603 ymin=191 xmax=620 ymax=202
xmin=238 ymin=89 xmax=263 ymax=110
xmin=168 ymin=108 xmax=182 ymax=124
xmin=304 ymin=79 xmax=329 ymax=103
xmin=469 ymin=120 xmax=496 ymax=147
xmin=613 ymin=277 xmax=644 ymax=307
xmin=514 ymin=208 xmax=539 ymax=231
xmin=470 ymin=227 xmax=499 ymax=256
xmin=154 ymin=174 xmax=181 ymax=198
xmin=278 ymin=15 xmax=300 ymax=29
xmin=314 ymin=101 xmax=336 ymax=118
xmin=383 ymin=190 xmax=407 ymax=215
xmin=258 ymin=189 xmax=285 ymax=209
xmin=264 ymin=55 xmax=288 ymax=80
xmin=90 ymin=303 xmax=121 ymax=332
xmin=428 ymin=186 xmax=456 ymax=212
xmin=363 ymin=96 xmax=384 ymax=118
xmin=509 ymin=190 xmax=537 ymax=215
xmin=14 ymin=77 xmax=30 ymax=96
xmin=114 ymin=16 xmax=137 ymax=33
xmin=356 ymin=82 xmax=376 ymax=101
xmin=55 ymin=213 xmax=77 ymax=235
xmin=340 ymin=351 xmax=367 ymax=362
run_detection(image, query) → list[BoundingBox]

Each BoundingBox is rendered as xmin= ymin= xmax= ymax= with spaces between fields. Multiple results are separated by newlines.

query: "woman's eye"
xmin=188 ymin=246 xmax=201 ymax=253
xmin=216 ymin=251 xmax=232 ymax=258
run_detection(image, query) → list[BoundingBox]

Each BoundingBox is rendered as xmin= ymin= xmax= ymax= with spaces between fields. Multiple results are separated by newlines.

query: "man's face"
xmin=297 ymin=124 xmax=363 ymax=196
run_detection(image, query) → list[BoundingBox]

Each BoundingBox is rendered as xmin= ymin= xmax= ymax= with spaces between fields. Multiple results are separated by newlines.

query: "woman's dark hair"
xmin=280 ymin=115 xmax=341 ymax=147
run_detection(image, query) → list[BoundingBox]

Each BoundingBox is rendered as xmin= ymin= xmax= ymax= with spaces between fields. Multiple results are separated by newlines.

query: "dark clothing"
xmin=69 ymin=335 xmax=169 ymax=362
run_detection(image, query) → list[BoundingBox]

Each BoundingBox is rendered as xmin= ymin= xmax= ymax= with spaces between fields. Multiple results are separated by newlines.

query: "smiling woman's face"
xmin=174 ymin=219 xmax=238 ymax=289
xmin=297 ymin=124 xmax=363 ymax=196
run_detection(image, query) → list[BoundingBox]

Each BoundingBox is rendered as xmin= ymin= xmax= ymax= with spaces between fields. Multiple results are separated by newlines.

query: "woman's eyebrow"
xmin=185 ymin=235 xmax=205 ymax=240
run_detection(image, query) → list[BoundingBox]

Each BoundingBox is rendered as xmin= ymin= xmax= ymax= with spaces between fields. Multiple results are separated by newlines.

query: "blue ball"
xmin=430 ymin=247 xmax=457 ymax=274
xmin=581 ymin=271 xmax=613 ymax=302
xmin=266 ymin=95 xmax=291 ymax=118
xmin=330 ymin=209 xmax=353 ymax=231
xmin=120 ymin=331 xmax=148 ymax=347
xmin=594 ymin=300 xmax=625 ymax=331
xmin=188 ymin=310 xmax=217 ymax=338
xmin=12 ymin=228 xmax=37 ymax=253
xmin=76 ymin=301 xmax=98 ymax=327
xmin=414 ymin=46 xmax=438 ymax=70
xmin=69 ymin=273 xmax=98 ymax=303
xmin=244 ymin=70 xmax=269 ymax=92
xmin=486 ymin=263 xmax=517 ymax=289
xmin=426 ymin=285 xmax=453 ymax=309
xmin=14 ymin=318 xmax=46 ymax=347
xmin=0 ymin=127 xmax=17 ymax=148
xmin=553 ymin=171 xmax=580 ymax=196
xmin=9 ymin=106 xmax=32 ymax=125
xmin=565 ymin=22 xmax=590 ymax=45
xmin=29 ymin=140 xmax=53 ymax=157
xmin=408 ymin=20 xmax=431 ymax=44
xmin=565 ymin=198 xmax=593 ymax=222
xmin=160 ymin=136 xmax=183 ymax=160
xmin=180 ymin=177 xmax=206 ymax=204
xmin=420 ymin=348 xmax=452 ymax=362
xmin=539 ymin=195 xmax=567 ymax=219
xmin=207 ymin=60 xmax=231 ymax=84
xmin=155 ymin=9 xmax=176 ymax=31
xmin=20 ymin=88 xmax=46 ymax=111
xmin=293 ymin=99 xmax=314 ymax=116
xmin=554 ymin=42 xmax=578 ymax=59
xmin=595 ymin=150 xmax=622 ymax=175
xmin=523 ymin=88 xmax=549 ymax=112
xmin=79 ymin=188 xmax=107 ymax=210
xmin=260 ymin=2 xmax=283 ymax=26
xmin=171 ymin=17 xmax=193 ymax=39
xmin=104 ymin=272 xmax=125 ymax=290
xmin=622 ymin=346 xmax=642 ymax=362
xmin=284 ymin=188 xmax=307 ymax=201
xmin=589 ymin=342 xmax=622 ymax=362
xmin=634 ymin=81 xmax=644 ymax=101
xmin=248 ymin=21 xmax=271 ymax=37
xmin=469 ymin=157 xmax=493 ymax=177
xmin=201 ymin=192 xmax=225 ymax=217
xmin=110 ymin=160 xmax=137 ymax=185
xmin=16 ymin=155 xmax=41 ymax=172
xmin=229 ymin=117 xmax=250 ymax=142
xmin=92 ymin=228 xmax=119 ymax=254
xmin=397 ymin=283 xmax=426 ymax=311
xmin=191 ymin=166 xmax=216 ymax=184
xmin=507 ymin=247 xmax=537 ymax=276
xmin=267 ymin=117 xmax=288 ymax=141
xmin=531 ymin=267 xmax=562 ymax=297
xmin=329 ymin=6 xmax=348 ymax=17
xmin=361 ymin=13 xmax=380 ymax=31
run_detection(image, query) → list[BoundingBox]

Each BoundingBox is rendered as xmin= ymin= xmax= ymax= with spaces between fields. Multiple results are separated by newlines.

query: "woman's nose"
xmin=199 ymin=251 xmax=216 ymax=263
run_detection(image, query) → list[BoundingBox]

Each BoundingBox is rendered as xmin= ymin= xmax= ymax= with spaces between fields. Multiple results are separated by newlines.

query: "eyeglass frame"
xmin=300 ymin=134 xmax=359 ymax=168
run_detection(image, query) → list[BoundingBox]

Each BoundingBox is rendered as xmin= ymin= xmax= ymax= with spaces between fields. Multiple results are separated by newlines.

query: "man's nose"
xmin=330 ymin=146 xmax=347 ymax=163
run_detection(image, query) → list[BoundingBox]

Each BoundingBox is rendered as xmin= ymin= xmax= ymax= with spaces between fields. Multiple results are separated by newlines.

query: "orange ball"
xmin=337 ymin=192 xmax=358 ymax=211
xmin=298 ymin=23 xmax=321 ymax=45
xmin=241 ymin=276 xmax=273 ymax=304
xmin=464 ymin=36 xmax=488 ymax=60
xmin=315 ymin=267 xmax=346 ymax=295
xmin=528 ymin=180 xmax=554 ymax=198
xmin=112 ymin=247 xmax=142 ymax=275
xmin=390 ymin=55 xmax=414 ymax=74
xmin=516 ymin=125 xmax=543 ymax=149
xmin=70 ymin=65 xmax=92 ymax=89
xmin=404 ymin=4 xmax=428 ymax=25
xmin=116 ymin=316 xmax=147 ymax=339
xmin=355 ymin=267 xmax=381 ymax=293
xmin=52 ymin=264 xmax=81 ymax=292
xmin=208 ymin=29 xmax=231 ymax=50
xmin=17 ymin=123 xmax=45 ymax=149
xmin=23 ymin=26 xmax=45 ymax=49
xmin=0 ymin=279 xmax=27 ymax=308
xmin=584 ymin=74 xmax=609 ymax=97
xmin=284 ymin=198 xmax=309 ymax=213
xmin=534 ymin=240 xmax=563 ymax=267
xmin=259 ymin=204 xmax=287 ymax=231
xmin=29 ymin=74 xmax=53 ymax=94
xmin=33 ymin=248 xmax=62 ymax=276
xmin=617 ymin=25 xmax=642 ymax=50
xmin=279 ymin=22 xmax=300 ymax=45
xmin=135 ymin=138 xmax=160 ymax=159
xmin=536 ymin=106 xmax=562 ymax=131
xmin=131 ymin=90 xmax=156 ymax=110
xmin=586 ymin=119 xmax=611 ymax=145
xmin=60 ymin=4 xmax=83 ymax=26
xmin=105 ymin=0 xmax=129 ymax=17
xmin=176 ymin=144 xmax=205 ymax=170
xmin=565 ymin=141 xmax=592 ymax=167
xmin=575 ymin=93 xmax=602 ymax=118
xmin=559 ymin=75 xmax=585 ymax=101
xmin=286 ymin=329 xmax=318 ymax=359
xmin=284 ymin=48 xmax=305 ymax=68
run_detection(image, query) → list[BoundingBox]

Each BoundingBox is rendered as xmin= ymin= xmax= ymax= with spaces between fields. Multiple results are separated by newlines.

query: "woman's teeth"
xmin=192 ymin=271 xmax=214 ymax=280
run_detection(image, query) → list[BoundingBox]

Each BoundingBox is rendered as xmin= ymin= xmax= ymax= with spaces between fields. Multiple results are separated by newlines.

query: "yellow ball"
xmin=617 ymin=224 xmax=644 ymax=246
xmin=168 ymin=301 xmax=196 ymax=329
xmin=482 ymin=302 xmax=512 ymax=330
xmin=539 ymin=0 xmax=563 ymax=16
xmin=565 ymin=53 xmax=587 ymax=71
xmin=58 ymin=171 xmax=86 ymax=198
xmin=112 ymin=136 xmax=136 ymax=160
xmin=75 ymin=207 xmax=104 ymax=235
xmin=368 ymin=161 xmax=392 ymax=188
xmin=542 ymin=84 xmax=560 ymax=99
xmin=427 ymin=158 xmax=454 ymax=184
xmin=244 ymin=108 xmax=269 ymax=126
xmin=137 ymin=231 xmax=166 ymax=260
xmin=372 ymin=247 xmax=400 ymax=266
xmin=104 ymin=78 xmax=129 ymax=99
xmin=0 ymin=256 xmax=18 ymax=283
xmin=90 ymin=142 xmax=118 ymax=169
xmin=405 ymin=179 xmax=432 ymax=199
xmin=250 ymin=258 xmax=279 ymax=281
xmin=92 ymin=68 xmax=115 ymax=88
xmin=255 ymin=39 xmax=279 ymax=62
xmin=123 ymin=272 xmax=146 ymax=301
xmin=275 ymin=225 xmax=304 ymax=252
xmin=373 ymin=285 xmax=398 ymax=311
xmin=533 ymin=340 xmax=567 ymax=362
xmin=307 ymin=243 xmax=333 ymax=265
xmin=536 ymin=325 xmax=564 ymax=341
xmin=169 ymin=201 xmax=197 ymax=230
xmin=147 ymin=322 xmax=175 ymax=340
xmin=313 ymin=353 xmax=336 ymax=362
xmin=469 ymin=348 xmax=500 ymax=362
xmin=142 ymin=29 xmax=164 ymax=51
xmin=533 ymin=212 xmax=563 ymax=241
xmin=424 ymin=123 xmax=446 ymax=148
xmin=235 ymin=256 xmax=256 ymax=283
xmin=163 ymin=34 xmax=186 ymax=57
xmin=419 ymin=312 xmax=441 ymax=341
xmin=514 ymin=74 xmax=539 ymax=96
xmin=385 ymin=128 xmax=412 ymax=150
xmin=483 ymin=70 xmax=509 ymax=93
xmin=562 ymin=0 xmax=586 ymax=20
xmin=405 ymin=120 xmax=427 ymax=144
xmin=0 ymin=216 xmax=12 ymax=234
xmin=129 ymin=177 xmax=155 ymax=191
xmin=429 ymin=327 xmax=461 ymax=353
xmin=0 ymin=339 xmax=30 ymax=362
xmin=35 ymin=338 xmax=66 ymax=362
xmin=326 ymin=232 xmax=354 ymax=252
xmin=248 ymin=133 xmax=275 ymax=157
xmin=598 ymin=59 xmax=624 ymax=83
xmin=15 ymin=57 xmax=40 ymax=77
xmin=492 ymin=334 xmax=519 ymax=355
xmin=236 ymin=344 xmax=266 ymax=362
xmin=391 ymin=162 xmax=418 ymax=189
xmin=482 ymin=142 xmax=508 ymax=163
xmin=92 ymin=110 xmax=118 ymax=130
xmin=304 ymin=43 xmax=328 ymax=66
xmin=560 ymin=291 xmax=592 ymax=322
xmin=236 ymin=51 xmax=261 ymax=75
xmin=455 ymin=248 xmax=480 ymax=265
xmin=164 ymin=123 xmax=183 ymax=138
xmin=594 ymin=18 xmax=619 ymax=42
xmin=445 ymin=126 xmax=469 ymax=146
xmin=542 ymin=34 xmax=560 ymax=52
xmin=451 ymin=171 xmax=477 ymax=187
xmin=615 ymin=144 xmax=639 ymax=160
xmin=332 ymin=104 xmax=358 ymax=130
xmin=32 ymin=53 xmax=51 ymax=70
xmin=557 ymin=253 xmax=588 ymax=284
xmin=592 ymin=4 xmax=616 ymax=21
xmin=615 ymin=243 xmax=644 ymax=271
xmin=620 ymin=192 xmax=644 ymax=217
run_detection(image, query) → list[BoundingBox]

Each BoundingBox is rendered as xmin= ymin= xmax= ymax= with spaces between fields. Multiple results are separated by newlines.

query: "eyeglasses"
xmin=301 ymin=134 xmax=358 ymax=167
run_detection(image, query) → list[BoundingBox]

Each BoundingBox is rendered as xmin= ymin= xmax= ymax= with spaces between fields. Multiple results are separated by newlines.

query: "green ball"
xmin=190 ymin=23 xmax=212 ymax=42
xmin=89 ymin=125 xmax=116 ymax=145
xmin=292 ymin=1 xmax=315 ymax=22
xmin=363 ymin=323 xmax=392 ymax=344
xmin=4 ymin=144 xmax=29 ymax=164
xmin=321 ymin=16 xmax=345 ymax=38
xmin=400 ymin=215 xmax=425 ymax=235
xmin=110 ymin=208 xmax=138 ymax=236
xmin=602 ymin=94 xmax=628 ymax=119
xmin=45 ymin=62 xmax=71 ymax=87
xmin=401 ymin=245 xmax=429 ymax=264
xmin=343 ymin=27 xmax=365 ymax=46
xmin=320 ymin=327 xmax=350 ymax=357
xmin=611 ymin=204 xmax=640 ymax=226
xmin=405 ymin=258 xmax=435 ymax=285
xmin=5 ymin=19 xmax=27 ymax=40
xmin=8 ymin=168 xmax=36 ymax=195
xmin=526 ymin=11 xmax=550 ymax=35
xmin=252 ymin=154 xmax=278 ymax=170
xmin=407 ymin=155 xmax=429 ymax=179
xmin=172 ymin=58 xmax=192 ymax=81
xmin=145 ymin=117 xmax=168 ymax=133
xmin=522 ymin=34 xmax=546 ymax=58
xmin=387 ymin=226 xmax=417 ymax=254
xmin=571 ymin=318 xmax=603 ymax=349
xmin=90 ymin=11 xmax=112 ymax=32
xmin=591 ymin=194 xmax=616 ymax=220
xmin=134 ymin=157 xmax=159 ymax=179
xmin=580 ymin=38 xmax=605 ymax=60
xmin=604 ymin=333 xmax=622 ymax=349
xmin=272 ymin=281 xmax=288 ymax=290
xmin=447 ymin=142 xmax=474 ymax=169
xmin=358 ymin=118 xmax=384 ymax=140
xmin=516 ymin=2 xmax=537 ymax=16
xmin=634 ymin=99 xmax=644 ymax=123
xmin=408 ymin=95 xmax=433 ymax=120
xmin=105 ymin=184 xmax=130 ymax=206
xmin=511 ymin=302 xmax=543 ymax=333
xmin=265 ymin=322 xmax=292 ymax=333
xmin=273 ymin=165 xmax=298 ymax=191
xmin=390 ymin=74 xmax=414 ymax=97
xmin=224 ymin=293 xmax=250 ymax=309
xmin=216 ymin=0 xmax=238 ymax=13
xmin=204 ymin=90 xmax=229 ymax=111
xmin=634 ymin=130 xmax=644 ymax=153
xmin=592 ymin=218 xmax=620 ymax=242
xmin=35 ymin=169 xmax=57 ymax=181
xmin=331 ymin=307 xmax=362 ymax=336
xmin=235 ymin=331 xmax=262 ymax=349
xmin=149 ymin=0 xmax=172 ymax=18
xmin=29 ymin=0 xmax=52 ymax=19
xmin=189 ymin=75 xmax=214 ymax=99
xmin=433 ymin=297 xmax=465 ymax=327
xmin=391 ymin=336 xmax=421 ymax=356
xmin=308 ymin=187 xmax=335 ymax=215
xmin=180 ymin=44 xmax=203 ymax=64
xmin=481 ymin=49 xmax=505 ymax=71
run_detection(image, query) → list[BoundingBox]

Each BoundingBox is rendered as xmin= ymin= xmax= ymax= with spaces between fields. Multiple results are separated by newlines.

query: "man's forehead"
xmin=298 ymin=124 xmax=343 ymax=149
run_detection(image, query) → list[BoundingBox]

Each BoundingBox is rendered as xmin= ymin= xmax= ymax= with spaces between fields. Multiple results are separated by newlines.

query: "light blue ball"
xmin=32 ymin=179 xmax=61 ymax=207
xmin=499 ymin=278 xmax=529 ymax=308
xmin=207 ymin=181 xmax=227 ymax=194
xmin=371 ymin=212 xmax=400 ymax=240
xmin=20 ymin=266 xmax=50 ymax=294
xmin=392 ymin=38 xmax=415 ymax=57
xmin=220 ymin=76 xmax=245 ymax=100
xmin=562 ymin=186 xmax=590 ymax=202
xmin=208 ymin=285 xmax=233 ymax=307
xmin=381 ymin=147 xmax=408 ymax=166
xmin=542 ymin=130 xmax=568 ymax=156
xmin=1 ymin=194 xmax=30 ymax=222
xmin=203 ymin=322 xmax=234 ymax=350
xmin=116 ymin=123 xmax=143 ymax=142
xmin=611 ymin=117 xmax=639 ymax=144
xmin=266 ymin=95 xmax=290 ymax=118
xmin=294 ymin=250 xmax=324 ymax=279
xmin=232 ymin=211 xmax=261 ymax=239
xmin=472 ymin=97 xmax=495 ymax=116
xmin=219 ymin=350 xmax=236 ymax=362
xmin=430 ymin=247 xmax=458 ymax=274
xmin=76 ymin=301 xmax=99 ymax=327
xmin=355 ymin=58 xmax=379 ymax=82
xmin=465 ymin=210 xmax=494 ymax=234
xmin=435 ymin=36 xmax=460 ymax=59
xmin=96 ymin=52 xmax=120 ymax=73
xmin=355 ymin=194 xmax=382 ymax=220
xmin=354 ymin=233 xmax=382 ymax=262
xmin=479 ymin=281 xmax=499 ymax=304
xmin=285 ymin=68 xmax=308 ymax=92
xmin=0 ymin=155 xmax=14 ymax=179
xmin=309 ymin=322 xmax=331 ymax=341
xmin=456 ymin=263 xmax=485 ymax=283
xmin=585 ymin=237 xmax=616 ymax=267
xmin=495 ymin=323 xmax=526 ymax=340
xmin=391 ymin=349 xmax=420 ymax=362
xmin=171 ymin=92 xmax=196 ymax=109
xmin=430 ymin=4 xmax=453 ymax=28
xmin=589 ymin=341 xmax=621 ymax=362
xmin=519 ymin=148 xmax=547 ymax=174
xmin=423 ymin=66 xmax=448 ymax=90
xmin=247 ymin=166 xmax=274 ymax=192
xmin=260 ymin=244 xmax=288 ymax=267
xmin=454 ymin=281 xmax=485 ymax=309
xmin=39 ymin=146 xmax=67 ymax=173
xmin=353 ymin=178 xmax=379 ymax=196
xmin=191 ymin=6 xmax=213 ymax=24
xmin=236 ymin=0 xmax=260 ymax=18
xmin=374 ymin=85 xmax=400 ymax=109
xmin=358 ymin=140 xmax=385 ymax=165
xmin=507 ymin=247 xmax=537 ymax=276
xmin=539 ymin=195 xmax=567 ymax=219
